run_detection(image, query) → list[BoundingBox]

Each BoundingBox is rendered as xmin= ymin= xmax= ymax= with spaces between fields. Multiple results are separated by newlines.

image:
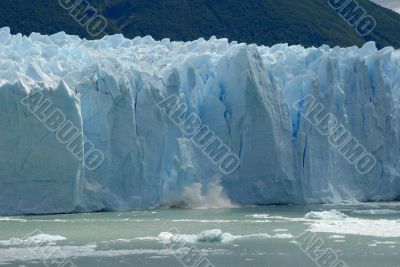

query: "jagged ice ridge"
xmin=0 ymin=27 xmax=400 ymax=215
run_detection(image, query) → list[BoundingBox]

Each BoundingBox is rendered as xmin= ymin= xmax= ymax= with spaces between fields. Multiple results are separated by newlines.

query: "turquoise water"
xmin=1 ymin=203 xmax=400 ymax=266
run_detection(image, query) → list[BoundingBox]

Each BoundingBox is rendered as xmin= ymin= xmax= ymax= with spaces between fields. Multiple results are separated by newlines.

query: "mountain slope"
xmin=0 ymin=0 xmax=399 ymax=48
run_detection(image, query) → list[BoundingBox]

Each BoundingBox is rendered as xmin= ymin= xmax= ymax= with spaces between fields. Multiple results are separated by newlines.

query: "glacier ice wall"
xmin=0 ymin=27 xmax=400 ymax=215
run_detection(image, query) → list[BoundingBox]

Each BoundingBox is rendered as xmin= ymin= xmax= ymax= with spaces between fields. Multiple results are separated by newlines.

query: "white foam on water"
xmin=0 ymin=217 xmax=27 ymax=222
xmin=25 ymin=234 xmax=66 ymax=243
xmin=0 ymin=234 xmax=66 ymax=246
xmin=247 ymin=214 xmax=307 ymax=222
xmin=244 ymin=219 xmax=271 ymax=223
xmin=273 ymin=229 xmax=289 ymax=232
xmin=159 ymin=219 xmax=270 ymax=223
xmin=271 ymin=233 xmax=293 ymax=239
xmin=114 ymin=239 xmax=132 ymax=243
xmin=248 ymin=214 xmax=270 ymax=219
xmin=329 ymin=235 xmax=346 ymax=239
xmin=306 ymin=212 xmax=400 ymax=237
xmin=135 ymin=236 xmax=160 ymax=241
xmin=172 ymin=219 xmax=236 ymax=223
xmin=372 ymin=240 xmax=398 ymax=245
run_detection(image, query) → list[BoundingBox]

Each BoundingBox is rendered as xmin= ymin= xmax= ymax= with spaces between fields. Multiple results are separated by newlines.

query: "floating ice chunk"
xmin=304 ymin=210 xmax=349 ymax=220
xmin=156 ymin=229 xmax=274 ymax=244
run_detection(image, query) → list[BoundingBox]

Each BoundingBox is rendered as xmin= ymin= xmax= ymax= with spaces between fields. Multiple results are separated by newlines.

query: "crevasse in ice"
xmin=0 ymin=27 xmax=399 ymax=215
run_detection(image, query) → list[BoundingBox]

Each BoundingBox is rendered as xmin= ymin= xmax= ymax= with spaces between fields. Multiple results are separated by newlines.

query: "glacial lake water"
xmin=1 ymin=203 xmax=400 ymax=267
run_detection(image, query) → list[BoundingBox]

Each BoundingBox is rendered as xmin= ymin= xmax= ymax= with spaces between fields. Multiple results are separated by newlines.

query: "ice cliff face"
xmin=0 ymin=27 xmax=399 ymax=215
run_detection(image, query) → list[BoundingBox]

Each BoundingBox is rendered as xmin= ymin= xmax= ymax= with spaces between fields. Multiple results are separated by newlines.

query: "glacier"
xmin=0 ymin=27 xmax=400 ymax=215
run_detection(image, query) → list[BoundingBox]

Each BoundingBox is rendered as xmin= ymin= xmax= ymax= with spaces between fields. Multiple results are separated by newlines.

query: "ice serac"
xmin=215 ymin=45 xmax=296 ymax=204
xmin=0 ymin=27 xmax=399 ymax=215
